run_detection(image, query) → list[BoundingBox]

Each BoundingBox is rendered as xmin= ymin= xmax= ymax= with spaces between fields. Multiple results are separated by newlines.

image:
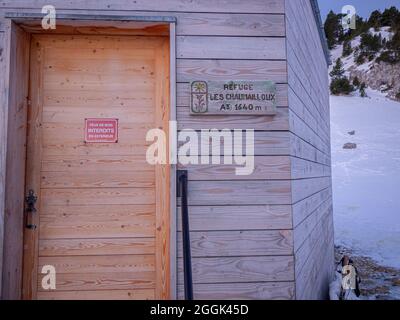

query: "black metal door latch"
xmin=25 ymin=189 xmax=37 ymax=229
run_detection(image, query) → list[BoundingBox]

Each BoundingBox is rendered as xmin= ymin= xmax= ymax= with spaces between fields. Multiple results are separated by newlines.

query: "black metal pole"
xmin=177 ymin=170 xmax=193 ymax=300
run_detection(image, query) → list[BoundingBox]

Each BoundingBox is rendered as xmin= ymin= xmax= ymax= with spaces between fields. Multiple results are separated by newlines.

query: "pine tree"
xmin=368 ymin=10 xmax=382 ymax=30
xmin=324 ymin=11 xmax=340 ymax=49
xmin=330 ymin=78 xmax=354 ymax=95
xmin=355 ymin=52 xmax=366 ymax=65
xmin=381 ymin=6 xmax=400 ymax=27
xmin=360 ymin=32 xmax=382 ymax=54
xmin=353 ymin=76 xmax=360 ymax=88
xmin=329 ymin=58 xmax=345 ymax=78
xmin=378 ymin=29 xmax=400 ymax=64
xmin=342 ymin=40 xmax=352 ymax=57
xmin=329 ymin=58 xmax=354 ymax=95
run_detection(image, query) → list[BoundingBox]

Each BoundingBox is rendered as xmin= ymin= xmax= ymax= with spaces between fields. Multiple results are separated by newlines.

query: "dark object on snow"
xmin=343 ymin=142 xmax=357 ymax=149
xmin=338 ymin=255 xmax=362 ymax=298
xmin=348 ymin=130 xmax=356 ymax=135
xmin=360 ymin=82 xmax=367 ymax=97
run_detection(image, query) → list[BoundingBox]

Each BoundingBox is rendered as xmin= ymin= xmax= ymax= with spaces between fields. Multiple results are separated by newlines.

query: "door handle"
xmin=25 ymin=189 xmax=37 ymax=229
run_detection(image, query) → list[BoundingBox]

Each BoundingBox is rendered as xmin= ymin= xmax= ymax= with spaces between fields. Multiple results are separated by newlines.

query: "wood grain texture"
xmin=41 ymin=171 xmax=154 ymax=189
xmin=286 ymin=1 xmax=333 ymax=299
xmin=177 ymin=36 xmax=286 ymax=60
xmin=178 ymin=282 xmax=294 ymax=300
xmin=39 ymin=238 xmax=155 ymax=256
xmin=0 ymin=29 xmax=6 ymax=299
xmin=21 ymin=34 xmax=171 ymax=300
xmin=0 ymin=0 xmax=285 ymax=13
xmin=179 ymin=156 xmax=291 ymax=180
xmin=169 ymin=22 xmax=177 ymax=300
xmin=290 ymin=133 xmax=330 ymax=166
xmin=38 ymin=289 xmax=155 ymax=300
xmin=39 ymin=204 xmax=156 ymax=239
xmin=293 ymin=198 xmax=332 ymax=252
xmin=177 ymin=230 xmax=293 ymax=257
xmin=286 ymin=3 xmax=330 ymax=131
xmin=177 ymin=59 xmax=287 ymax=83
xmin=40 ymin=188 xmax=155 ymax=206
xmin=177 ymin=205 xmax=292 ymax=231
xmin=177 ymin=256 xmax=294 ymax=284
xmin=19 ymin=22 xmax=170 ymax=36
xmin=177 ymin=107 xmax=289 ymax=131
xmin=292 ymin=187 xmax=332 ymax=228
xmin=187 ymin=180 xmax=291 ymax=205
xmin=38 ymin=255 xmax=155 ymax=274
xmin=178 ymin=131 xmax=291 ymax=156
xmin=291 ymin=177 xmax=331 ymax=204
xmin=288 ymin=84 xmax=329 ymax=144
xmin=290 ymin=157 xmax=331 ymax=180
xmin=37 ymin=272 xmax=156 ymax=291
xmin=0 ymin=0 xmax=335 ymax=301
xmin=15 ymin=13 xmax=285 ymax=37
xmin=41 ymin=155 xmax=152 ymax=172
xmin=295 ymin=204 xmax=333 ymax=279
xmin=289 ymin=109 xmax=330 ymax=155
xmin=2 ymin=22 xmax=30 ymax=300
xmin=176 ymin=13 xmax=285 ymax=36
xmin=154 ymin=36 xmax=171 ymax=299
xmin=177 ymin=82 xmax=288 ymax=107
xmin=295 ymin=209 xmax=334 ymax=300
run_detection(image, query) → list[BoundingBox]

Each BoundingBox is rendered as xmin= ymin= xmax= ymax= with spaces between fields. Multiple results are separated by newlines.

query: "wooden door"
xmin=22 ymin=34 xmax=170 ymax=300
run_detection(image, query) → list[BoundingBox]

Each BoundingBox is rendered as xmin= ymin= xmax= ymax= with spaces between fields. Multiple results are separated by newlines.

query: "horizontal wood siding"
xmin=0 ymin=0 xmax=331 ymax=300
xmin=0 ymin=0 xmax=292 ymax=300
xmin=1 ymin=1 xmax=285 ymax=13
xmin=285 ymin=0 xmax=334 ymax=300
xmin=177 ymin=282 xmax=294 ymax=300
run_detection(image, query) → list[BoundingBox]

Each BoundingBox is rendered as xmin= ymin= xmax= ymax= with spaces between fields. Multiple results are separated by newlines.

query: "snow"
xmin=330 ymin=89 xmax=400 ymax=268
xmin=370 ymin=26 xmax=393 ymax=42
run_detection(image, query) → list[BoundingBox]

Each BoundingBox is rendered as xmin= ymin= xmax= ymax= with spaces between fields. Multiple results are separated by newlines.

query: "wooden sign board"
xmin=84 ymin=118 xmax=118 ymax=143
xmin=190 ymin=80 xmax=277 ymax=116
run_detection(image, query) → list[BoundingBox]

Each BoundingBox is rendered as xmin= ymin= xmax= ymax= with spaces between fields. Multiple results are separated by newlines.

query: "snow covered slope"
xmin=330 ymin=89 xmax=400 ymax=268
xmin=329 ymin=27 xmax=400 ymax=101
xmin=330 ymin=27 xmax=393 ymax=74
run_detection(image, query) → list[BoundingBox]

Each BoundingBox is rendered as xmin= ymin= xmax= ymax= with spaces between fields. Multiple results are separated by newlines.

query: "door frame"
xmin=1 ymin=14 xmax=177 ymax=300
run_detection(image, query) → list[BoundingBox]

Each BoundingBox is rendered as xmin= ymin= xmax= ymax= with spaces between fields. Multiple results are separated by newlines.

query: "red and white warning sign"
xmin=84 ymin=118 xmax=118 ymax=143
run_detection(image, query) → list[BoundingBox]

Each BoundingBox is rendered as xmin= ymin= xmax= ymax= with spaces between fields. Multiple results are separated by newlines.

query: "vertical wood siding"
xmin=1 ymin=22 xmax=30 ymax=300
xmin=285 ymin=0 xmax=334 ymax=300
xmin=0 ymin=25 xmax=7 ymax=299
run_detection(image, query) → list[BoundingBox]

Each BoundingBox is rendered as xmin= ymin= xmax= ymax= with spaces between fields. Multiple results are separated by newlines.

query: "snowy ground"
xmin=330 ymin=89 xmax=400 ymax=269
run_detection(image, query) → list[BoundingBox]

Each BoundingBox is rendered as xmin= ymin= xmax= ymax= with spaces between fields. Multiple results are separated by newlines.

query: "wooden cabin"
xmin=0 ymin=0 xmax=334 ymax=300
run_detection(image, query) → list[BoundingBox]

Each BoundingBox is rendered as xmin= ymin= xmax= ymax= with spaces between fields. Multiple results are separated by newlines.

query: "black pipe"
xmin=177 ymin=170 xmax=193 ymax=300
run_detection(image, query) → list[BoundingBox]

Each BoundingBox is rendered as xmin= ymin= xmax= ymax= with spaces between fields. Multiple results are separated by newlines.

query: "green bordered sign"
xmin=190 ymin=80 xmax=277 ymax=116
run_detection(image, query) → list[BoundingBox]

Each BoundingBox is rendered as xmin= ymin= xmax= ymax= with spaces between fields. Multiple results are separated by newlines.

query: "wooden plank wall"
xmin=0 ymin=20 xmax=7 ymax=299
xmin=0 ymin=0 xmax=332 ymax=300
xmin=285 ymin=0 xmax=334 ymax=300
xmin=1 ymin=22 xmax=30 ymax=300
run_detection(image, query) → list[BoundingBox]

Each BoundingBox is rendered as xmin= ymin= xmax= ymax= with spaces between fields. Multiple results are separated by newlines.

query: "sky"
xmin=318 ymin=0 xmax=400 ymax=21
